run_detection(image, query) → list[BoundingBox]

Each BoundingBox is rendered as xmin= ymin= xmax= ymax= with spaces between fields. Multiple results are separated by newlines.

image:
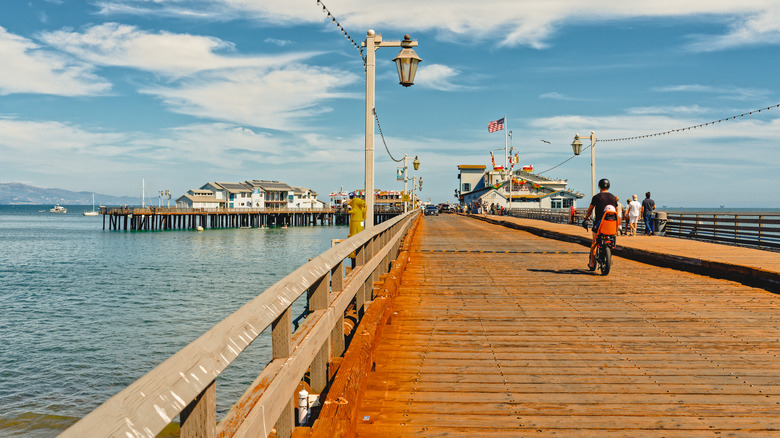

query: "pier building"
xmin=177 ymin=180 xmax=325 ymax=210
xmin=458 ymin=164 xmax=583 ymax=210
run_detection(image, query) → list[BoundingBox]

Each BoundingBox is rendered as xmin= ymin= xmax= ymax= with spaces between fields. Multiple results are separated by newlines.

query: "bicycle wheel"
xmin=600 ymin=246 xmax=612 ymax=276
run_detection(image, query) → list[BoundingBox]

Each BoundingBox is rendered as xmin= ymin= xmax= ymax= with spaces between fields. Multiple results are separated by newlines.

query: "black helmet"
xmin=598 ymin=178 xmax=610 ymax=190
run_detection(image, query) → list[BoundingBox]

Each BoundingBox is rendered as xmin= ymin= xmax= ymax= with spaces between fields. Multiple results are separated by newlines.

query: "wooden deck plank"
xmin=354 ymin=215 xmax=780 ymax=436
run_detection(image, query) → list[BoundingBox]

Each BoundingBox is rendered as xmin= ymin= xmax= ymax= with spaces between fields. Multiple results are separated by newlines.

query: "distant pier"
xmin=100 ymin=206 xmax=401 ymax=231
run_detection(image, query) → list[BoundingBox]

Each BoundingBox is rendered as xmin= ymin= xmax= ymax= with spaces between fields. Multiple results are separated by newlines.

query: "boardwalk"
xmin=354 ymin=214 xmax=780 ymax=437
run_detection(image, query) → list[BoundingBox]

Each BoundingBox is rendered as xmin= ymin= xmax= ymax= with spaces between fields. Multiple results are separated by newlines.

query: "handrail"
xmin=508 ymin=208 xmax=780 ymax=250
xmin=60 ymin=210 xmax=420 ymax=438
xmin=101 ymin=207 xmax=342 ymax=214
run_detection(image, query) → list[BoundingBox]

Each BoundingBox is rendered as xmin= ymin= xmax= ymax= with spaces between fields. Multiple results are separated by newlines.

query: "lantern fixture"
xmin=413 ymin=155 xmax=420 ymax=170
xmin=571 ymin=135 xmax=583 ymax=156
xmin=393 ymin=35 xmax=422 ymax=87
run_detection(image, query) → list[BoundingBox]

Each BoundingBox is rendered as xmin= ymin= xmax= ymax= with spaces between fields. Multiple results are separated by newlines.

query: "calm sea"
xmin=0 ymin=205 xmax=349 ymax=437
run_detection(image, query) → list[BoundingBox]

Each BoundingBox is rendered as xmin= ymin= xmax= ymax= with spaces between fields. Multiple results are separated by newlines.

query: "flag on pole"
xmin=522 ymin=165 xmax=534 ymax=172
xmin=487 ymin=118 xmax=505 ymax=133
xmin=490 ymin=151 xmax=504 ymax=171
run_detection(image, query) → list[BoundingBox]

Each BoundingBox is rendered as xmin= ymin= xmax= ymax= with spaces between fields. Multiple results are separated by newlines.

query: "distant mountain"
xmin=0 ymin=183 xmax=140 ymax=205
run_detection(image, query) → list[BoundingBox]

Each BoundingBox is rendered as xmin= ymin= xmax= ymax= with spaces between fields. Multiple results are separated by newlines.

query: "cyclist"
xmin=582 ymin=178 xmax=618 ymax=270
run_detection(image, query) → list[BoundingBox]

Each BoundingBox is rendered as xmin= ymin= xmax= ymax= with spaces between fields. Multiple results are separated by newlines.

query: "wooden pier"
xmin=317 ymin=214 xmax=780 ymax=436
xmin=100 ymin=206 xmax=403 ymax=231
xmin=62 ymin=212 xmax=780 ymax=437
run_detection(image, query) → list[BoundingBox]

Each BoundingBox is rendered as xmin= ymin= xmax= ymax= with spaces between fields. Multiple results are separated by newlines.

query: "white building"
xmin=175 ymin=189 xmax=221 ymax=209
xmin=458 ymin=165 xmax=583 ymax=211
xmin=289 ymin=187 xmax=326 ymax=209
xmin=178 ymin=180 xmax=323 ymax=210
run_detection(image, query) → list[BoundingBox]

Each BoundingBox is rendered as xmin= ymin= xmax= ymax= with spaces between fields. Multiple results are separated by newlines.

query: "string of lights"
xmin=539 ymin=103 xmax=780 ymax=176
xmin=374 ymin=109 xmax=403 ymax=163
xmin=315 ymin=0 xmax=365 ymax=65
xmin=600 ymin=103 xmax=780 ymax=142
xmin=313 ymin=1 xmax=408 ymax=163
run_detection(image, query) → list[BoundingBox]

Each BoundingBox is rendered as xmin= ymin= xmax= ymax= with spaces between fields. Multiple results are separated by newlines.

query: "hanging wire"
xmin=316 ymin=0 xmax=365 ymax=65
xmin=374 ymin=109 xmax=403 ymax=162
xmin=539 ymin=103 xmax=780 ymax=175
xmin=537 ymin=144 xmax=591 ymax=176
xmin=600 ymin=103 xmax=780 ymax=142
xmin=314 ymin=0 xmax=404 ymax=163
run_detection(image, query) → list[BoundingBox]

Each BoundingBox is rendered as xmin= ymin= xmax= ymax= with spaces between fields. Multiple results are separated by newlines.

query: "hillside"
xmin=0 ymin=183 xmax=140 ymax=205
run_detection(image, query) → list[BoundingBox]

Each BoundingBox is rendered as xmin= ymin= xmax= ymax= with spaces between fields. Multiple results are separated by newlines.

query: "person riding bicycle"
xmin=582 ymin=178 xmax=618 ymax=270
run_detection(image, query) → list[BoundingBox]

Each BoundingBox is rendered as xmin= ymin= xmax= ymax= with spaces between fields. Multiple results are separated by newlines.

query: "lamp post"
xmin=571 ymin=131 xmax=596 ymax=198
xmin=409 ymin=176 xmax=423 ymax=209
xmin=363 ymin=31 xmax=421 ymax=229
xmin=400 ymin=154 xmax=420 ymax=213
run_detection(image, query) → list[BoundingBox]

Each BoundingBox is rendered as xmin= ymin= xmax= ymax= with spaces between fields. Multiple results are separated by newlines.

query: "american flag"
xmin=488 ymin=118 xmax=504 ymax=133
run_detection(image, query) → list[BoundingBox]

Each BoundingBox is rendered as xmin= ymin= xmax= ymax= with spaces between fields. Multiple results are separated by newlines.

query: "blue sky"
xmin=2 ymin=0 xmax=779 ymax=207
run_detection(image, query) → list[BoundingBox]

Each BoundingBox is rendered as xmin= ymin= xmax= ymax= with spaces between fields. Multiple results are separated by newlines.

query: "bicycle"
xmin=584 ymin=208 xmax=619 ymax=275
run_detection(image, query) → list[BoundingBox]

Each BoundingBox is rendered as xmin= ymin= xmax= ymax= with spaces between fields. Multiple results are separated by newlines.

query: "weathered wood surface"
xmin=60 ymin=211 xmax=417 ymax=438
xmin=477 ymin=213 xmax=780 ymax=288
xmin=353 ymin=214 xmax=780 ymax=437
xmin=310 ymin=214 xmax=421 ymax=437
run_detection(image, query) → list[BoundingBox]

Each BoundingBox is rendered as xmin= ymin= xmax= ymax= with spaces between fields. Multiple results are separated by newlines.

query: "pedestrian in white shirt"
xmin=627 ymin=194 xmax=642 ymax=236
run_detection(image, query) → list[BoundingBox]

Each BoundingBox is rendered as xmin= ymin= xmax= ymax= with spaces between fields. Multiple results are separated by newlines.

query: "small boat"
xmin=83 ymin=194 xmax=99 ymax=216
xmin=50 ymin=205 xmax=67 ymax=213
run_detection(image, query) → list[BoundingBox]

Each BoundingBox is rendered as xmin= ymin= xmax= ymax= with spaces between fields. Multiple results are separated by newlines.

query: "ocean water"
xmin=0 ymin=205 xmax=349 ymax=437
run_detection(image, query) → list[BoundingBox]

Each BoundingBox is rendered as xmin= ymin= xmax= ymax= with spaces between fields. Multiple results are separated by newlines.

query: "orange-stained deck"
xmin=354 ymin=214 xmax=780 ymax=437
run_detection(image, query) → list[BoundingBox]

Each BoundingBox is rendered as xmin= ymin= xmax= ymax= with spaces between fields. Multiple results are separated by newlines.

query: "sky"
xmin=1 ymin=0 xmax=780 ymax=208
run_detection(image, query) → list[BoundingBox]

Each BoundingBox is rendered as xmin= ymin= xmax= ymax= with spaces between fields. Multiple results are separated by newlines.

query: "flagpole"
xmin=504 ymin=114 xmax=508 ymax=171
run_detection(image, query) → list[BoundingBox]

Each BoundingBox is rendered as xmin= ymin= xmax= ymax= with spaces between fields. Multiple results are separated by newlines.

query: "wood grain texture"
xmin=310 ymin=215 xmax=421 ymax=437
xmin=350 ymin=214 xmax=780 ymax=437
xmin=60 ymin=211 xmax=418 ymax=438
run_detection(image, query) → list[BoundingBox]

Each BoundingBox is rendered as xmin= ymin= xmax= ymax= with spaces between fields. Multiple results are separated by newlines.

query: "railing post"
xmin=759 ymin=215 xmax=764 ymax=243
xmin=309 ymin=273 xmax=330 ymax=393
xmin=330 ymin=260 xmax=345 ymax=357
xmin=180 ymin=380 xmax=216 ymax=438
xmin=272 ymin=308 xmax=293 ymax=438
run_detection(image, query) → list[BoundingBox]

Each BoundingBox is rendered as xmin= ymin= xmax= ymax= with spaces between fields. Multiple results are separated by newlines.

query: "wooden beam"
xmin=180 ymin=380 xmax=216 ymax=438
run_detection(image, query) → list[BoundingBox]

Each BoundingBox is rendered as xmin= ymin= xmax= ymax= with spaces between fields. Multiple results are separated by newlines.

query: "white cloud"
xmin=654 ymin=84 xmax=771 ymax=101
xmin=39 ymin=23 xmax=318 ymax=77
xmin=626 ymin=105 xmax=709 ymax=115
xmin=414 ymin=64 xmax=469 ymax=91
xmin=0 ymin=26 xmax=110 ymax=96
xmin=686 ymin=4 xmax=780 ymax=51
xmin=92 ymin=0 xmax=780 ymax=50
xmin=264 ymin=38 xmax=294 ymax=47
xmin=539 ymin=92 xmax=579 ymax=101
xmin=141 ymin=65 xmax=359 ymax=130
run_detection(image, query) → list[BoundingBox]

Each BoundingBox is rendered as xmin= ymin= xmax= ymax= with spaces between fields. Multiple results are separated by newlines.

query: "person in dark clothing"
xmin=641 ymin=192 xmax=656 ymax=235
xmin=582 ymin=178 xmax=618 ymax=270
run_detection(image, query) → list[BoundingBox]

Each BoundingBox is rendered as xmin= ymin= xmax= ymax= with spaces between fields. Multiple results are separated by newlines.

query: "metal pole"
xmin=403 ymin=154 xmax=408 ymax=213
xmin=590 ymin=131 xmax=596 ymax=199
xmin=504 ymin=114 xmax=508 ymax=170
xmin=365 ymin=31 xmax=376 ymax=230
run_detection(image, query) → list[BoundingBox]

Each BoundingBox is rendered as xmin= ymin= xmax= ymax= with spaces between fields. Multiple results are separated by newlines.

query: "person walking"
xmin=627 ymin=194 xmax=641 ymax=236
xmin=641 ymin=191 xmax=656 ymax=235
xmin=582 ymin=178 xmax=618 ymax=270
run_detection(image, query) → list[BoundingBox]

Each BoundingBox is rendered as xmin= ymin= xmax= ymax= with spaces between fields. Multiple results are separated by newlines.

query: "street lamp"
xmin=572 ymin=131 xmax=597 ymax=198
xmin=364 ymin=31 xmax=422 ymax=229
xmin=400 ymin=154 xmax=420 ymax=213
xmin=411 ymin=176 xmax=422 ymax=209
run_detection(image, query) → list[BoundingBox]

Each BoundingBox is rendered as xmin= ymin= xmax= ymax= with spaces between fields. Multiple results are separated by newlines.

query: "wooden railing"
xmin=663 ymin=211 xmax=780 ymax=249
xmin=508 ymin=208 xmax=780 ymax=250
xmin=60 ymin=210 xmax=420 ymax=438
xmin=101 ymin=206 xmax=340 ymax=214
